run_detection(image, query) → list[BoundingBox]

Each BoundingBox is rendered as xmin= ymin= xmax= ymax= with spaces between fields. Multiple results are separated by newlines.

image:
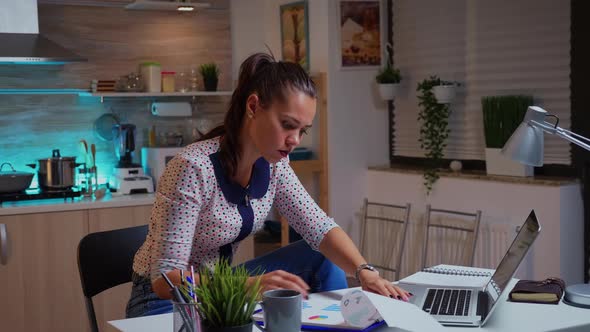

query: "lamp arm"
xmin=562 ymin=128 xmax=590 ymax=145
xmin=528 ymin=119 xmax=590 ymax=152
xmin=555 ymin=128 xmax=590 ymax=152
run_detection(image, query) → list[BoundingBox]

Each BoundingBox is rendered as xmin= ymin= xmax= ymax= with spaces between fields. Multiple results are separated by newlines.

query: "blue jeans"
xmin=125 ymin=240 xmax=347 ymax=318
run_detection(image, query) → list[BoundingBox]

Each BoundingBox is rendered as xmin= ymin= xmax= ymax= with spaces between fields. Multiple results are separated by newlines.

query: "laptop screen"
xmin=481 ymin=210 xmax=541 ymax=322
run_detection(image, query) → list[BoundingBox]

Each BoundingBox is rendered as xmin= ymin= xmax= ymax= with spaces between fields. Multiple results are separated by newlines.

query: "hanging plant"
xmin=417 ymin=76 xmax=451 ymax=194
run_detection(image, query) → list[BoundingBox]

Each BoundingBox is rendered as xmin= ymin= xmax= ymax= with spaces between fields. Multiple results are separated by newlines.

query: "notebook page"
xmin=398 ymin=264 xmax=494 ymax=288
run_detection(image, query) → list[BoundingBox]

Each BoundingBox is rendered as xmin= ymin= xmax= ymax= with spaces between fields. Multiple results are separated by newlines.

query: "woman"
xmin=126 ymin=52 xmax=409 ymax=318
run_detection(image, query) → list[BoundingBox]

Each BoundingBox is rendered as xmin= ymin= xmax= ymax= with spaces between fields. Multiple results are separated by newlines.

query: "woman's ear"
xmin=246 ymin=94 xmax=258 ymax=118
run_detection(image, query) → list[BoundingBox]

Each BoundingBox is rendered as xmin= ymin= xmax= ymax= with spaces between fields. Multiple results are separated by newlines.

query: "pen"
xmin=161 ymin=272 xmax=194 ymax=332
xmin=161 ymin=272 xmax=175 ymax=290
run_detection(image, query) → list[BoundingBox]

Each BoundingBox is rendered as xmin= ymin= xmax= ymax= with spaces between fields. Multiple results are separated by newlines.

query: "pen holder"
xmin=173 ymin=301 xmax=201 ymax=332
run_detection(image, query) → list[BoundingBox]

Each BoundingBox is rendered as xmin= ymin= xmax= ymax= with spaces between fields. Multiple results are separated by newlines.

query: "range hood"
xmin=0 ymin=1 xmax=86 ymax=64
xmin=0 ymin=33 xmax=86 ymax=64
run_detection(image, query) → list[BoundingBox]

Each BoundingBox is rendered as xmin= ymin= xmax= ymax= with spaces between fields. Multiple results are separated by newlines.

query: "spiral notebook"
xmin=399 ymin=264 xmax=494 ymax=288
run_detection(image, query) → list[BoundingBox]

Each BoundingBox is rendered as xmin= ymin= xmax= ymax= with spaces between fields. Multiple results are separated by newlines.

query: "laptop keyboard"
xmin=422 ymin=289 xmax=471 ymax=316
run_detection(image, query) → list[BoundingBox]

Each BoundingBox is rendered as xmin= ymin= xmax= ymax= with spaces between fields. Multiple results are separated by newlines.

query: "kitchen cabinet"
xmin=0 ymin=200 xmax=254 ymax=332
xmin=0 ymin=210 xmax=89 ymax=332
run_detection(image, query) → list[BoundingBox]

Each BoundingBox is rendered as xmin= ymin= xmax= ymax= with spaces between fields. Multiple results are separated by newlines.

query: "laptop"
xmin=399 ymin=210 xmax=541 ymax=327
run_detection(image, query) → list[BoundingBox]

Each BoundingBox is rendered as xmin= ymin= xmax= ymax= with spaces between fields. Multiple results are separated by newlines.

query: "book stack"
xmin=91 ymin=80 xmax=116 ymax=92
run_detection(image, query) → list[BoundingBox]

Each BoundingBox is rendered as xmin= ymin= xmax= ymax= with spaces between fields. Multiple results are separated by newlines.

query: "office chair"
xmin=77 ymin=225 xmax=148 ymax=332
xmin=359 ymin=198 xmax=411 ymax=281
xmin=421 ymin=205 xmax=482 ymax=269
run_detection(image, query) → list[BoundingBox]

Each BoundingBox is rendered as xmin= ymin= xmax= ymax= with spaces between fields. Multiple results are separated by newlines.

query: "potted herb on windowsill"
xmin=194 ymin=259 xmax=262 ymax=332
xmin=417 ymin=75 xmax=452 ymax=194
xmin=375 ymin=63 xmax=401 ymax=100
xmin=200 ymin=63 xmax=220 ymax=92
xmin=482 ymin=95 xmax=534 ymax=177
xmin=432 ymin=80 xmax=459 ymax=104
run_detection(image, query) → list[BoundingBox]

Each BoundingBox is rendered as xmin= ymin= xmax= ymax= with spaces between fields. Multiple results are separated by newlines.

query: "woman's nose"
xmin=286 ymin=133 xmax=300 ymax=146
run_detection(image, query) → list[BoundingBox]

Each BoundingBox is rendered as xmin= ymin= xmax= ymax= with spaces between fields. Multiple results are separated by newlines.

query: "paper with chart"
xmin=253 ymin=295 xmax=382 ymax=331
xmin=253 ymin=289 xmax=444 ymax=331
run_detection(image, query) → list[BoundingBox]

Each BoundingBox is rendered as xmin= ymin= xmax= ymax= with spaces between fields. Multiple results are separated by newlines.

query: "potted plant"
xmin=375 ymin=63 xmax=401 ymax=100
xmin=482 ymin=95 xmax=534 ymax=177
xmin=200 ymin=63 xmax=220 ymax=91
xmin=432 ymin=80 xmax=459 ymax=104
xmin=194 ymin=259 xmax=262 ymax=332
xmin=417 ymin=76 xmax=452 ymax=194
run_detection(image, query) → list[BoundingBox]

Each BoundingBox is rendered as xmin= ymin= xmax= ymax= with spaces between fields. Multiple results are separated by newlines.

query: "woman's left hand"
xmin=358 ymin=269 xmax=411 ymax=301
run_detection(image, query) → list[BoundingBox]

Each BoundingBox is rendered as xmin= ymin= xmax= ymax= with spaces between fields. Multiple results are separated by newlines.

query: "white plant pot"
xmin=433 ymin=85 xmax=456 ymax=104
xmin=485 ymin=148 xmax=533 ymax=177
xmin=377 ymin=83 xmax=400 ymax=100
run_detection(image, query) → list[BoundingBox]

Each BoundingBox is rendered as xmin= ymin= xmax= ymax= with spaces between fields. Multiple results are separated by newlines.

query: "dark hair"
xmin=199 ymin=52 xmax=317 ymax=178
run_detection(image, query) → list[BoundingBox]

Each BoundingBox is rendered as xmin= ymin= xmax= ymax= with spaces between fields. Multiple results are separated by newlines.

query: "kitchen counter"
xmin=0 ymin=193 xmax=155 ymax=216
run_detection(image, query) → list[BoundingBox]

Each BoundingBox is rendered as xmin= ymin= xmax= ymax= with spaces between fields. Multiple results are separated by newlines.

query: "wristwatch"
xmin=355 ymin=263 xmax=378 ymax=282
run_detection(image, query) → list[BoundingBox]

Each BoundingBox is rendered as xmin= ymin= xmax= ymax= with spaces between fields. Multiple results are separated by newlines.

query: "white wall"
xmin=231 ymin=0 xmax=390 ymax=237
xmin=0 ymin=0 xmax=39 ymax=33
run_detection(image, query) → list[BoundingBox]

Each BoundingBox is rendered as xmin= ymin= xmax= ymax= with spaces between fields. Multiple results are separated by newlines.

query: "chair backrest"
xmin=359 ymin=198 xmax=411 ymax=281
xmin=421 ymin=205 xmax=482 ymax=269
xmin=77 ymin=224 xmax=148 ymax=332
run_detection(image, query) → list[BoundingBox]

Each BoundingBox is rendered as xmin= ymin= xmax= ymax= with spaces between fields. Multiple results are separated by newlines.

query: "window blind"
xmin=392 ymin=0 xmax=571 ymax=164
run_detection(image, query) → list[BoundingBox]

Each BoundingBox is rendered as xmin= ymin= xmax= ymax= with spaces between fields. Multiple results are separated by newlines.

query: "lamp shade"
xmin=501 ymin=106 xmax=547 ymax=167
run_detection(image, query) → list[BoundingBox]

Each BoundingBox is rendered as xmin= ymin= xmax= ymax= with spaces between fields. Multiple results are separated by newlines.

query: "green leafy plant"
xmin=417 ymin=76 xmax=451 ymax=194
xmin=194 ymin=259 xmax=262 ymax=328
xmin=199 ymin=63 xmax=220 ymax=91
xmin=199 ymin=63 xmax=220 ymax=80
xmin=376 ymin=63 xmax=401 ymax=84
xmin=482 ymin=95 xmax=533 ymax=148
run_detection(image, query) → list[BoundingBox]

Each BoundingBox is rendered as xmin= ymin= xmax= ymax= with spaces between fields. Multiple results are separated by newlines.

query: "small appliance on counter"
xmin=141 ymin=146 xmax=183 ymax=189
xmin=109 ymin=124 xmax=154 ymax=195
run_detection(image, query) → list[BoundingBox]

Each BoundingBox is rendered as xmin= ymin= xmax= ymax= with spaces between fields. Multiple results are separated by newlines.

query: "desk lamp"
xmin=501 ymin=105 xmax=590 ymax=308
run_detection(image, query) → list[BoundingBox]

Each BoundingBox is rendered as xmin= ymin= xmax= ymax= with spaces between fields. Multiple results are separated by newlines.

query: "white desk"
xmin=108 ymin=283 xmax=590 ymax=332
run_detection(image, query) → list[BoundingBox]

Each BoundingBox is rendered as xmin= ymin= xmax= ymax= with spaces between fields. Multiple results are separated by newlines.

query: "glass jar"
xmin=189 ymin=66 xmax=199 ymax=91
xmin=176 ymin=71 xmax=188 ymax=93
xmin=139 ymin=61 xmax=161 ymax=92
xmin=162 ymin=71 xmax=176 ymax=92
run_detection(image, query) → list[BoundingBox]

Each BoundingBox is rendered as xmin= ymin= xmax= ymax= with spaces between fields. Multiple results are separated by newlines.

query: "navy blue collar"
xmin=209 ymin=151 xmax=270 ymax=204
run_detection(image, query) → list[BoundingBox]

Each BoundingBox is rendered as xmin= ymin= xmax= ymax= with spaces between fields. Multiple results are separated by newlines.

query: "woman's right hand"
xmin=249 ymin=270 xmax=310 ymax=298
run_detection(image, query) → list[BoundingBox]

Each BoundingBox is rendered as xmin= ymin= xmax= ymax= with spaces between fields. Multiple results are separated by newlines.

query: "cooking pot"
xmin=0 ymin=162 xmax=34 ymax=193
xmin=27 ymin=149 xmax=83 ymax=190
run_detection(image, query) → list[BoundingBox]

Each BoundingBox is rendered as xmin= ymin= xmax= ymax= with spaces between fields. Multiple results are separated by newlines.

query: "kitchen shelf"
xmin=82 ymin=90 xmax=233 ymax=102
xmin=86 ymin=91 xmax=233 ymax=97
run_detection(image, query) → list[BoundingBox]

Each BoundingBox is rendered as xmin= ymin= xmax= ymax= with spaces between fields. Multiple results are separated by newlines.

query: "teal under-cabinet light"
xmin=0 ymin=89 xmax=91 ymax=95
xmin=0 ymin=61 xmax=66 ymax=65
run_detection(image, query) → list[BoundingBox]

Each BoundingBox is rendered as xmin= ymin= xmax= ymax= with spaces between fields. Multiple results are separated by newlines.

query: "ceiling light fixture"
xmin=177 ymin=5 xmax=195 ymax=12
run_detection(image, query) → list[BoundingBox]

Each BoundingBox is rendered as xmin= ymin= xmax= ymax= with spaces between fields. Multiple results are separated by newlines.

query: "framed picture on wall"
xmin=280 ymin=1 xmax=309 ymax=71
xmin=338 ymin=0 xmax=383 ymax=69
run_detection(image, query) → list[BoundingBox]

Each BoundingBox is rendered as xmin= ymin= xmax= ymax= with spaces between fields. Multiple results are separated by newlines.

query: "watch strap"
xmin=355 ymin=263 xmax=377 ymax=282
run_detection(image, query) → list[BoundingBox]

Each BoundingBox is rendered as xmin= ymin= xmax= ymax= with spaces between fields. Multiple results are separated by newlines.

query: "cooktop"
xmin=0 ymin=188 xmax=82 ymax=204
